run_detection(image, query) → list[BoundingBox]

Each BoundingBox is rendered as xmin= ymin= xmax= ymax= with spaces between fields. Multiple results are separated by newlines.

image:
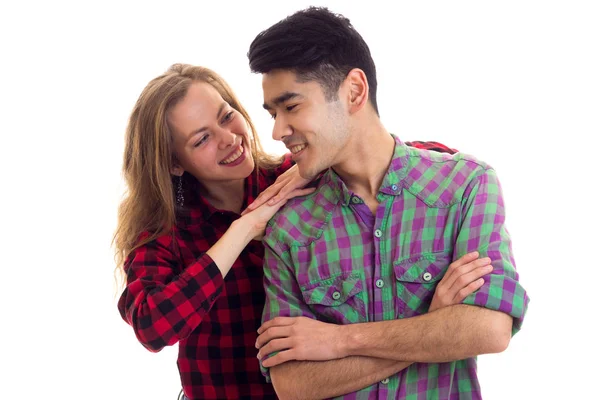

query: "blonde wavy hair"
xmin=113 ymin=64 xmax=281 ymax=289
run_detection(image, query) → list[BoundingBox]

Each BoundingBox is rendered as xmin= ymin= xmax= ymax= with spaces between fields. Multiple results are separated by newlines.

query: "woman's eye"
xmin=221 ymin=111 xmax=234 ymax=123
xmin=194 ymin=135 xmax=208 ymax=147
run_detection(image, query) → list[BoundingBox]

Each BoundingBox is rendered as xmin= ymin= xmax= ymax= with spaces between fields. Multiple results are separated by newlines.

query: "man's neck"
xmin=332 ymin=119 xmax=395 ymax=211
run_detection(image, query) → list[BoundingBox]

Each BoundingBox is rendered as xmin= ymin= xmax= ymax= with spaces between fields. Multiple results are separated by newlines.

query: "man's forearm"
xmin=343 ymin=305 xmax=512 ymax=363
xmin=270 ymin=356 xmax=411 ymax=400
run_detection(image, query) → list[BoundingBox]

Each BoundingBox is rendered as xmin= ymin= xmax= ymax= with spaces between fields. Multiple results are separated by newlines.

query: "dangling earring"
xmin=176 ymin=175 xmax=184 ymax=207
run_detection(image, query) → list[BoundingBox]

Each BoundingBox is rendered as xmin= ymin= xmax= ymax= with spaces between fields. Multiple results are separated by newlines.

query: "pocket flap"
xmin=301 ymin=274 xmax=363 ymax=307
xmin=393 ymin=252 xmax=450 ymax=283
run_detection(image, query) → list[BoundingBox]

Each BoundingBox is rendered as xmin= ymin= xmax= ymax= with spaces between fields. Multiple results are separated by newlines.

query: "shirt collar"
xmin=323 ymin=134 xmax=409 ymax=206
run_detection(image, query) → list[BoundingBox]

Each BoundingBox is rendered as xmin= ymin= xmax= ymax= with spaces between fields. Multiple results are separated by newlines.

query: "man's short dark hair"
xmin=248 ymin=7 xmax=379 ymax=115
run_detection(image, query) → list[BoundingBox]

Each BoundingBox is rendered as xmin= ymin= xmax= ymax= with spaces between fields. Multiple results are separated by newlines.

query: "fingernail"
xmin=469 ymin=251 xmax=479 ymax=257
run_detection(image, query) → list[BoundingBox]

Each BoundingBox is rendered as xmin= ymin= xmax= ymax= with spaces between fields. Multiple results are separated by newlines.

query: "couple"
xmin=115 ymin=7 xmax=529 ymax=400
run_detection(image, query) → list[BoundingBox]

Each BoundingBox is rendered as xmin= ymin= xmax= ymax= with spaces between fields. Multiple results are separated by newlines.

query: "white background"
xmin=1 ymin=1 xmax=598 ymax=399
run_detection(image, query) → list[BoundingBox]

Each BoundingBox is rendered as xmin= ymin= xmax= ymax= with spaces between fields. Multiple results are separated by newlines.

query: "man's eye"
xmin=286 ymin=104 xmax=297 ymax=112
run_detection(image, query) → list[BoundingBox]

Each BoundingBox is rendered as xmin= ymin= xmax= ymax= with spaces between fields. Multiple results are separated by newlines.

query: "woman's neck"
xmin=199 ymin=178 xmax=246 ymax=214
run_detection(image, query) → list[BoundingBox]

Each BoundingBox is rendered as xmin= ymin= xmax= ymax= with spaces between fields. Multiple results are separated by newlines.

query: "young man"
xmin=248 ymin=7 xmax=529 ymax=400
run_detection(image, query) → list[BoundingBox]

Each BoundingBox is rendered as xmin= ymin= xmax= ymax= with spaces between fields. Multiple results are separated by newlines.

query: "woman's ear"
xmin=171 ymin=161 xmax=184 ymax=177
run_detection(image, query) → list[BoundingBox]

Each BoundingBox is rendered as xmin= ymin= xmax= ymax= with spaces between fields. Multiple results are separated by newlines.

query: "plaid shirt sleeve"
xmin=118 ymin=233 xmax=224 ymax=351
xmin=455 ymin=168 xmax=529 ymax=334
xmin=260 ymin=240 xmax=316 ymax=381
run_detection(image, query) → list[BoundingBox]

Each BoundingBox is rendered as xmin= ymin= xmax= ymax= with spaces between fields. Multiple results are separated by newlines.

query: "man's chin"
xmin=298 ymin=165 xmax=317 ymax=180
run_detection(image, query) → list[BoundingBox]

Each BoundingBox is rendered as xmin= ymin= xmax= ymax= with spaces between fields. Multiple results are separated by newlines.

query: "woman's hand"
xmin=239 ymin=201 xmax=286 ymax=241
xmin=239 ymin=182 xmax=315 ymax=240
xmin=241 ymin=164 xmax=314 ymax=215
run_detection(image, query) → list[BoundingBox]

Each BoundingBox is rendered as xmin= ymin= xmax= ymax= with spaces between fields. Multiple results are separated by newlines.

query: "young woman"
xmin=114 ymin=64 xmax=481 ymax=400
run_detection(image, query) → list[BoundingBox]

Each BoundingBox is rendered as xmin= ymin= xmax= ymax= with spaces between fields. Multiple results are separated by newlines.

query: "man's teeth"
xmin=220 ymin=146 xmax=244 ymax=164
xmin=290 ymin=144 xmax=307 ymax=154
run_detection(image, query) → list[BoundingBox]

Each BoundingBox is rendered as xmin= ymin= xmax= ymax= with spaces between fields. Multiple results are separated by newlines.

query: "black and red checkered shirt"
xmin=118 ymin=141 xmax=456 ymax=400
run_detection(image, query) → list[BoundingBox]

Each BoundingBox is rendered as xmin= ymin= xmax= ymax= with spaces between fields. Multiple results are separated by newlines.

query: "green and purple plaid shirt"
xmin=262 ymin=136 xmax=528 ymax=399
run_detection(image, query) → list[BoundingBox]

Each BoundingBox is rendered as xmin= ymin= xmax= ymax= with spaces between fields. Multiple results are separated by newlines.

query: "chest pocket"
xmin=300 ymin=273 xmax=367 ymax=324
xmin=394 ymin=252 xmax=450 ymax=318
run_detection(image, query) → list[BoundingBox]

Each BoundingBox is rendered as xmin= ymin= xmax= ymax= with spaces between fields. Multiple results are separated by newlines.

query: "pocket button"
xmin=423 ymin=272 xmax=432 ymax=282
xmin=332 ymin=291 xmax=341 ymax=300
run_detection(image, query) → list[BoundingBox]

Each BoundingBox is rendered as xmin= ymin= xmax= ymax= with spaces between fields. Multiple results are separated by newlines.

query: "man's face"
xmin=262 ymin=70 xmax=350 ymax=179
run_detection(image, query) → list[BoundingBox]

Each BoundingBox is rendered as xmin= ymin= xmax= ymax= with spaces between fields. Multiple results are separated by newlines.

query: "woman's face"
xmin=168 ymin=82 xmax=255 ymax=186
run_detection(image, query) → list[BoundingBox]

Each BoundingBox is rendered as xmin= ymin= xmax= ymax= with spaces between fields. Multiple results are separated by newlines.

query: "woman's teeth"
xmin=220 ymin=146 xmax=244 ymax=164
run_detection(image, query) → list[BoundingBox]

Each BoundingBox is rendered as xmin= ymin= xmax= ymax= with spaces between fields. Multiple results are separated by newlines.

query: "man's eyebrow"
xmin=262 ymin=92 xmax=301 ymax=110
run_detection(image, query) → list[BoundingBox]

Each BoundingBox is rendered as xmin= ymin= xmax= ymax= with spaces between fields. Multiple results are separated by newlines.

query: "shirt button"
xmin=332 ymin=291 xmax=341 ymax=300
xmin=374 ymin=229 xmax=382 ymax=238
xmin=391 ymin=184 xmax=398 ymax=191
xmin=381 ymin=378 xmax=390 ymax=384
xmin=423 ymin=272 xmax=432 ymax=282
xmin=352 ymin=196 xmax=361 ymax=204
xmin=376 ymin=279 xmax=384 ymax=288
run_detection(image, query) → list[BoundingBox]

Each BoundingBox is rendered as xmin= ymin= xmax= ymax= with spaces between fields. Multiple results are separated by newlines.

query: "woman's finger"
xmin=269 ymin=187 xmax=316 ymax=205
xmin=246 ymin=181 xmax=286 ymax=211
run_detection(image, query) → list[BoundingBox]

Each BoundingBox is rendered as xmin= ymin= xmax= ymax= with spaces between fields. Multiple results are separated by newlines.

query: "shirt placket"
xmin=347 ymin=194 xmax=375 ymax=318
xmin=374 ymin=193 xmax=396 ymax=399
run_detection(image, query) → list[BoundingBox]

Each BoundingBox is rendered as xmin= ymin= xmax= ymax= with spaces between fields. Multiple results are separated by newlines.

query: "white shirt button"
xmin=374 ymin=229 xmax=382 ymax=238
xmin=352 ymin=196 xmax=361 ymax=204
xmin=381 ymin=378 xmax=390 ymax=384
xmin=332 ymin=291 xmax=341 ymax=300
xmin=376 ymin=279 xmax=384 ymax=288
xmin=423 ymin=272 xmax=432 ymax=282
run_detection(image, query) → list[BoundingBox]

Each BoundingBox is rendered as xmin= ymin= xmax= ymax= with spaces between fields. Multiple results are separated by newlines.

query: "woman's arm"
xmin=118 ymin=200 xmax=288 ymax=352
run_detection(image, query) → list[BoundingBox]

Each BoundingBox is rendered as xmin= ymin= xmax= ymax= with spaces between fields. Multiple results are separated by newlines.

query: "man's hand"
xmin=256 ymin=317 xmax=345 ymax=368
xmin=256 ymin=252 xmax=493 ymax=368
xmin=429 ymin=251 xmax=492 ymax=312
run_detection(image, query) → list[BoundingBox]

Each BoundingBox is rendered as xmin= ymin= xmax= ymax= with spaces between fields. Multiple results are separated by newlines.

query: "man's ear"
xmin=344 ymin=68 xmax=369 ymax=114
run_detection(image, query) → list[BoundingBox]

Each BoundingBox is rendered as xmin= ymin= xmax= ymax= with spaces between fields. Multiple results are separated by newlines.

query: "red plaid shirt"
xmin=118 ymin=141 xmax=456 ymax=400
